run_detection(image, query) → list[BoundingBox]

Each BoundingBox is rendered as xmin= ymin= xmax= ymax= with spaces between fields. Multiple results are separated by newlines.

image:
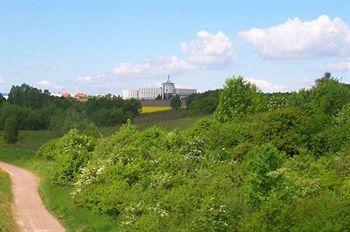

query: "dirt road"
xmin=0 ymin=162 xmax=65 ymax=232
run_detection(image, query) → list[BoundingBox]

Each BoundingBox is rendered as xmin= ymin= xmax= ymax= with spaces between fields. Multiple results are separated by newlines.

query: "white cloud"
xmin=113 ymin=56 xmax=195 ymax=76
xmin=239 ymin=15 xmax=350 ymax=60
xmin=181 ymin=31 xmax=234 ymax=67
xmin=245 ymin=78 xmax=287 ymax=92
xmin=37 ymin=80 xmax=62 ymax=91
xmin=77 ymin=75 xmax=106 ymax=84
xmin=0 ymin=78 xmax=4 ymax=84
xmin=113 ymin=31 xmax=234 ymax=77
xmin=38 ymin=80 xmax=50 ymax=86
xmin=323 ymin=60 xmax=350 ymax=71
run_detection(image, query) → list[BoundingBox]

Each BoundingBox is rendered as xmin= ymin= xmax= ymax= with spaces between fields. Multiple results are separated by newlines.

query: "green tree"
xmin=171 ymin=94 xmax=182 ymax=110
xmin=0 ymin=93 xmax=5 ymax=105
xmin=216 ymin=76 xmax=263 ymax=122
xmin=3 ymin=116 xmax=18 ymax=144
xmin=186 ymin=89 xmax=220 ymax=115
xmin=309 ymin=76 xmax=350 ymax=116
xmin=84 ymin=122 xmax=102 ymax=138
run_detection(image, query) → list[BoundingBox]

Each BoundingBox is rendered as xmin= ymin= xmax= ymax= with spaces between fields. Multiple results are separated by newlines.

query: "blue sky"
xmin=1 ymin=0 xmax=349 ymax=94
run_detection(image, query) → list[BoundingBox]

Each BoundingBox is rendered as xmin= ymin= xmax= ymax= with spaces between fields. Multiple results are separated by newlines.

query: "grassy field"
xmin=135 ymin=109 xmax=210 ymax=130
xmin=0 ymin=169 xmax=19 ymax=232
xmin=0 ymin=130 xmax=58 ymax=152
xmin=141 ymin=106 xmax=171 ymax=113
xmin=101 ymin=110 xmax=209 ymax=135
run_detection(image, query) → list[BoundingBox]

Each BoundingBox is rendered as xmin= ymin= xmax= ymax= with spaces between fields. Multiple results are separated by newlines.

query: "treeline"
xmin=185 ymin=86 xmax=292 ymax=115
xmin=0 ymin=84 xmax=141 ymax=133
xmin=37 ymin=74 xmax=350 ymax=231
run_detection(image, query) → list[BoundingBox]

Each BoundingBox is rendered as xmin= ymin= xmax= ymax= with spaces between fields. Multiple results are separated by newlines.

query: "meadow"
xmin=141 ymin=106 xmax=171 ymax=113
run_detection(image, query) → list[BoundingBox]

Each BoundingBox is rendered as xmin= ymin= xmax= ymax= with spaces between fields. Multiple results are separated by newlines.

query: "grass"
xmin=0 ymin=130 xmax=58 ymax=152
xmin=100 ymin=110 xmax=209 ymax=136
xmin=0 ymin=169 xmax=19 ymax=232
xmin=135 ymin=109 xmax=210 ymax=130
xmin=141 ymin=106 xmax=171 ymax=113
xmin=136 ymin=114 xmax=208 ymax=130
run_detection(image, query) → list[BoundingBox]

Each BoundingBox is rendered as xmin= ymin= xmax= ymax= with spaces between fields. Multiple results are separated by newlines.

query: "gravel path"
xmin=0 ymin=162 xmax=65 ymax=232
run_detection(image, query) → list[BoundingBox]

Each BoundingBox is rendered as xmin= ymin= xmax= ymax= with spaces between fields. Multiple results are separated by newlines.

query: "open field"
xmin=141 ymin=106 xmax=171 ymax=113
xmin=100 ymin=110 xmax=209 ymax=135
xmin=0 ymin=130 xmax=58 ymax=152
xmin=135 ymin=109 xmax=209 ymax=130
xmin=0 ymin=169 xmax=19 ymax=232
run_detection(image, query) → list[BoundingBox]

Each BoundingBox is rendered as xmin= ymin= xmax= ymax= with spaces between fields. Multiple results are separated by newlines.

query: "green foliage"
xmin=0 ymin=93 xmax=5 ymax=105
xmin=3 ymin=116 xmax=18 ymax=144
xmin=309 ymin=77 xmax=350 ymax=115
xmin=244 ymin=144 xmax=284 ymax=208
xmin=2 ymin=83 xmax=142 ymax=131
xmin=216 ymin=76 xmax=264 ymax=122
xmin=170 ymin=94 xmax=182 ymax=110
xmin=8 ymin=84 xmax=50 ymax=109
xmin=42 ymin=129 xmax=97 ymax=185
xmin=33 ymin=75 xmax=350 ymax=231
xmin=186 ymin=89 xmax=220 ymax=115
xmin=84 ymin=122 xmax=102 ymax=138
xmin=249 ymin=107 xmax=306 ymax=156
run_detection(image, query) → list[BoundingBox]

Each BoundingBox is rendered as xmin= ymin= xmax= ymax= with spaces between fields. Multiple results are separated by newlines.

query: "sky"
xmin=0 ymin=0 xmax=349 ymax=95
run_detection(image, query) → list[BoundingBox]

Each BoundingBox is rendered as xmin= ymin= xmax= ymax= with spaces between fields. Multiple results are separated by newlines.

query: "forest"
xmin=27 ymin=74 xmax=350 ymax=231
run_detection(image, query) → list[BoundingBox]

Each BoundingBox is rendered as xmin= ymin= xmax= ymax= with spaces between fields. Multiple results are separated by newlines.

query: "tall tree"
xmin=216 ymin=76 xmax=263 ymax=122
xmin=0 ymin=93 xmax=5 ymax=105
xmin=171 ymin=94 xmax=182 ymax=110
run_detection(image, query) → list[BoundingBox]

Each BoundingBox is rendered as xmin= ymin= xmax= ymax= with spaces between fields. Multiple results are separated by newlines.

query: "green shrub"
xmin=36 ymin=138 xmax=61 ymax=160
xmin=3 ymin=116 xmax=18 ymax=144
xmin=34 ymin=75 xmax=350 ymax=231
xmin=244 ymin=144 xmax=284 ymax=208
xmin=42 ymin=129 xmax=97 ymax=185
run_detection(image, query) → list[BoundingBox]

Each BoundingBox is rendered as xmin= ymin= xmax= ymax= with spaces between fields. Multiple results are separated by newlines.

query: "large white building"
xmin=122 ymin=77 xmax=197 ymax=100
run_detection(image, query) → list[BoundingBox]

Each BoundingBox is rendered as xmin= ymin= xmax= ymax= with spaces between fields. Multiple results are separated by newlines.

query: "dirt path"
xmin=0 ymin=162 xmax=65 ymax=232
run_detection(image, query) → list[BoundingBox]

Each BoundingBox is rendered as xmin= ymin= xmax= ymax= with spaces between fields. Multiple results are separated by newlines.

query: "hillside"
xmin=1 ymin=75 xmax=350 ymax=231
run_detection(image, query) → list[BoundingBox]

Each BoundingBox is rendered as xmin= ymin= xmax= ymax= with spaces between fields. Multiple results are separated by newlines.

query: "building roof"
xmin=61 ymin=92 xmax=71 ymax=98
xmin=74 ymin=92 xmax=87 ymax=98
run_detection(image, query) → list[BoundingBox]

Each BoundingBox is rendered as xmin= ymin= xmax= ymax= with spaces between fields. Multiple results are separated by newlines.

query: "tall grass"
xmin=0 ymin=169 xmax=19 ymax=232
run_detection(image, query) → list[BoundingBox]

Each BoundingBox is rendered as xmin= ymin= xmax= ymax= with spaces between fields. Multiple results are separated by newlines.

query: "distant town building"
xmin=74 ymin=92 xmax=87 ymax=101
xmin=122 ymin=90 xmax=139 ymax=99
xmin=122 ymin=76 xmax=196 ymax=100
xmin=138 ymin=87 xmax=163 ymax=100
xmin=61 ymin=92 xmax=71 ymax=98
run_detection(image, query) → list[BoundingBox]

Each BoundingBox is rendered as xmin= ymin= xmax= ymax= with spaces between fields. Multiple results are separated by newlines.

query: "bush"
xmin=3 ymin=116 xmax=18 ymax=144
xmin=244 ymin=144 xmax=284 ymax=208
xmin=35 ymin=75 xmax=350 ymax=231
xmin=44 ymin=129 xmax=97 ymax=185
